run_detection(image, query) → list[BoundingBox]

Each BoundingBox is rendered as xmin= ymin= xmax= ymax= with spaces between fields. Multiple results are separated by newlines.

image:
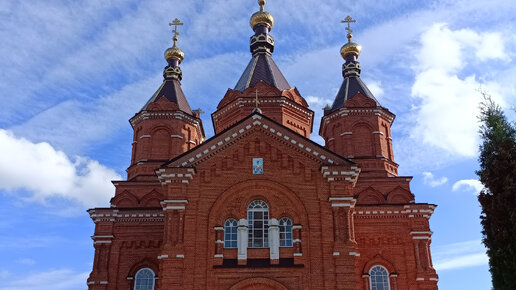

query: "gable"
xmin=162 ymin=113 xmax=354 ymax=169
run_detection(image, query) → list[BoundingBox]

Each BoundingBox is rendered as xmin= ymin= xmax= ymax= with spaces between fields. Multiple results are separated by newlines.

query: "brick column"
xmin=88 ymin=235 xmax=114 ymax=289
xmin=159 ymin=199 xmax=188 ymax=289
xmin=329 ymin=197 xmax=358 ymax=290
xmin=390 ymin=273 xmax=399 ymax=290
xmin=237 ymin=219 xmax=248 ymax=265
xmin=293 ymin=225 xmax=303 ymax=264
xmin=361 ymin=274 xmax=369 ymax=290
xmin=269 ymin=218 xmax=279 ymax=264
xmin=214 ymin=226 xmax=224 ymax=265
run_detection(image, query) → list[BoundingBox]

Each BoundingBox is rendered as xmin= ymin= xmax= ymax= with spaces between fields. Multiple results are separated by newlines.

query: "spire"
xmin=325 ymin=16 xmax=379 ymax=113
xmin=141 ymin=18 xmax=193 ymax=115
xmin=234 ymin=0 xmax=291 ymax=92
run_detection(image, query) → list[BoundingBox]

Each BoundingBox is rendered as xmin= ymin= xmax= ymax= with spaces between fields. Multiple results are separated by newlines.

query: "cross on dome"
xmin=341 ymin=15 xmax=356 ymax=42
xmin=169 ymin=18 xmax=184 ymax=46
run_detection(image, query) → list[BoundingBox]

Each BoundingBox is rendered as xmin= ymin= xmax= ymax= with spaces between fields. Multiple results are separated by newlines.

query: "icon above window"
xmin=253 ymin=158 xmax=263 ymax=174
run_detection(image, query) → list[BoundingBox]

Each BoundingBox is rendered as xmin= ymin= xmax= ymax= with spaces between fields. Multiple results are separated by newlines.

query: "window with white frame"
xmin=224 ymin=218 xmax=238 ymax=248
xmin=369 ymin=265 xmax=390 ymax=290
xmin=247 ymin=200 xmax=269 ymax=248
xmin=134 ymin=268 xmax=155 ymax=290
xmin=279 ymin=217 xmax=293 ymax=247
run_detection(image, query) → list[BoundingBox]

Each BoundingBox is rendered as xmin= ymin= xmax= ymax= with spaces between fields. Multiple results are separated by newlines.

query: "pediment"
xmin=162 ymin=113 xmax=354 ymax=169
xmin=344 ymin=92 xmax=377 ymax=108
xmin=146 ymin=96 xmax=179 ymax=111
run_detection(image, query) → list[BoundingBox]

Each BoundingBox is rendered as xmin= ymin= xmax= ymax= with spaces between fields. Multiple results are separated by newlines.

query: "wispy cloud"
xmin=452 ymin=179 xmax=483 ymax=195
xmin=0 ymin=269 xmax=88 ymax=290
xmin=0 ymin=129 xmax=120 ymax=208
xmin=433 ymin=240 xmax=488 ymax=271
xmin=422 ymin=172 xmax=448 ymax=187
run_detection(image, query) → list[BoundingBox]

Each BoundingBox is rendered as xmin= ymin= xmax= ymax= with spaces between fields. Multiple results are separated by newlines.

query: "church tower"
xmin=212 ymin=0 xmax=313 ymax=138
xmin=320 ymin=17 xmax=396 ymax=178
xmin=127 ymin=18 xmax=204 ymax=182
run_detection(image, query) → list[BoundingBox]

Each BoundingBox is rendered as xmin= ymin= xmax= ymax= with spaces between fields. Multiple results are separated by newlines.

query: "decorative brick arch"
xmin=127 ymin=257 xmax=159 ymax=277
xmin=140 ymin=190 xmax=163 ymax=207
xmin=356 ymin=187 xmax=385 ymax=205
xmin=386 ymin=186 xmax=414 ymax=204
xmin=111 ymin=190 xmax=138 ymax=207
xmin=228 ymin=277 xmax=288 ymax=290
xmin=208 ymin=179 xmax=309 ymax=227
xmin=362 ymin=254 xmax=396 ymax=274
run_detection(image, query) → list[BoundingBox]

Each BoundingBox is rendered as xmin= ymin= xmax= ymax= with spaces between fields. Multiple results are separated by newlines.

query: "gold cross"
xmin=341 ymin=15 xmax=356 ymax=41
xmin=169 ymin=18 xmax=184 ymax=46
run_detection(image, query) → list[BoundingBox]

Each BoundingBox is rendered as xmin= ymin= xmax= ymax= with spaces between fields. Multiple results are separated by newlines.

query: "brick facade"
xmin=87 ymin=4 xmax=438 ymax=290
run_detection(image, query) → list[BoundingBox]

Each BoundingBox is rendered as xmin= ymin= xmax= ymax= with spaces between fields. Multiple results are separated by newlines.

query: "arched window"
xmin=224 ymin=219 xmax=238 ymax=248
xmin=247 ymin=200 xmax=269 ymax=248
xmin=134 ymin=268 xmax=155 ymax=290
xmin=369 ymin=265 xmax=390 ymax=290
xmin=279 ymin=217 xmax=293 ymax=247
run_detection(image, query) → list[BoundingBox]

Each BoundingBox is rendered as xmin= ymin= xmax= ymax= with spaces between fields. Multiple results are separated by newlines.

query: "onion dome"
xmin=340 ymin=35 xmax=362 ymax=58
xmin=250 ymin=0 xmax=274 ymax=29
xmin=164 ymin=37 xmax=185 ymax=63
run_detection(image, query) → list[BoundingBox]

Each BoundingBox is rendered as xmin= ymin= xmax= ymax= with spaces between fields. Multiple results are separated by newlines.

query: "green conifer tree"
xmin=477 ymin=93 xmax=516 ymax=290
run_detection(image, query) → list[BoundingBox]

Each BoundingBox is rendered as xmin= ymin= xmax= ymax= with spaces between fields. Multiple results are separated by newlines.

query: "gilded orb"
xmin=164 ymin=45 xmax=185 ymax=62
xmin=340 ymin=41 xmax=362 ymax=58
xmin=250 ymin=11 xmax=274 ymax=29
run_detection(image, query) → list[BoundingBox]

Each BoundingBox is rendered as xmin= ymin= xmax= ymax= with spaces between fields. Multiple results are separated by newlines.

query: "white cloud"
xmin=0 ymin=269 xmax=88 ymax=290
xmin=422 ymin=171 xmax=448 ymax=187
xmin=410 ymin=23 xmax=509 ymax=159
xmin=452 ymin=179 xmax=484 ymax=195
xmin=435 ymin=253 xmax=488 ymax=271
xmin=0 ymin=129 xmax=120 ymax=208
xmin=433 ymin=240 xmax=488 ymax=271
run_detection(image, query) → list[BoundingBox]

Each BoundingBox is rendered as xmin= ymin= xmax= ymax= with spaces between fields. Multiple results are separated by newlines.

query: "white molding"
xmin=162 ymin=199 xmax=188 ymax=203
xmin=293 ymin=253 xmax=303 ymax=256
xmin=429 ymin=277 xmax=438 ymax=281
xmin=329 ymin=197 xmax=355 ymax=201
xmin=176 ymin=254 xmax=184 ymax=258
xmin=163 ymin=206 xmax=185 ymax=210
xmin=170 ymin=134 xmax=183 ymax=139
xmin=99 ymin=281 xmax=108 ymax=285
xmin=416 ymin=277 xmax=424 ymax=281
xmin=214 ymin=226 xmax=224 ymax=230
xmin=157 ymin=254 xmax=168 ymax=259
xmin=331 ymin=203 xmax=352 ymax=207
xmin=349 ymin=252 xmax=360 ymax=256
xmin=94 ymin=241 xmax=112 ymax=244
xmin=292 ymin=225 xmax=302 ymax=229
xmin=139 ymin=135 xmax=151 ymax=139
xmin=333 ymin=252 xmax=340 ymax=256
xmin=214 ymin=254 xmax=224 ymax=258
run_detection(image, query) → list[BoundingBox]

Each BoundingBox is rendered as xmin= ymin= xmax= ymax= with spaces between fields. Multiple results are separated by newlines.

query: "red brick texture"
xmin=88 ymin=92 xmax=437 ymax=289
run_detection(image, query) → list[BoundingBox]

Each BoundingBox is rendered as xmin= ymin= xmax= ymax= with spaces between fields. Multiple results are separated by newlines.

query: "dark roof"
xmin=141 ymin=79 xmax=193 ymax=115
xmin=327 ymin=75 xmax=380 ymax=113
xmin=234 ymin=54 xmax=291 ymax=92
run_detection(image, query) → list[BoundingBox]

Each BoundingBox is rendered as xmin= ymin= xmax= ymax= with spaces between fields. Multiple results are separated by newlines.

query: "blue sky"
xmin=1 ymin=0 xmax=515 ymax=289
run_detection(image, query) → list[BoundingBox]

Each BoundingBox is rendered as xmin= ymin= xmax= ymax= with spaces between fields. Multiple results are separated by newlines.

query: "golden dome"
xmin=164 ymin=36 xmax=184 ymax=62
xmin=340 ymin=40 xmax=362 ymax=58
xmin=250 ymin=0 xmax=274 ymax=29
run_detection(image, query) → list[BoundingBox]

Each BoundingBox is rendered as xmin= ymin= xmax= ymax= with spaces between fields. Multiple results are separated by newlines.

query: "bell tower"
xmin=126 ymin=19 xmax=205 ymax=182
xmin=211 ymin=0 xmax=313 ymax=137
xmin=320 ymin=17 xmax=397 ymax=177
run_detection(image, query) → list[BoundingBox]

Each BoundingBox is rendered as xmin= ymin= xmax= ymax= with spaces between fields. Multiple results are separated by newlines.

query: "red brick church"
xmin=87 ymin=1 xmax=438 ymax=289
